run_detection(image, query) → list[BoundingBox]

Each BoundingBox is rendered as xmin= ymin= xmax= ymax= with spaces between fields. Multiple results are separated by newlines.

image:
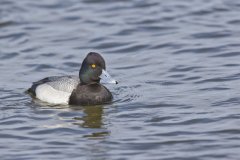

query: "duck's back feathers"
xmin=28 ymin=76 xmax=79 ymax=104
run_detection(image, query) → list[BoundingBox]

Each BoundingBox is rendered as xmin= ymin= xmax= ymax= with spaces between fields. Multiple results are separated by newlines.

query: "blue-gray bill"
xmin=100 ymin=69 xmax=118 ymax=84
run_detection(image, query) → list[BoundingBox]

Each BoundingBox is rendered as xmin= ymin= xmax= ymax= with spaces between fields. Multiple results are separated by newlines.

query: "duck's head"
xmin=79 ymin=52 xmax=117 ymax=85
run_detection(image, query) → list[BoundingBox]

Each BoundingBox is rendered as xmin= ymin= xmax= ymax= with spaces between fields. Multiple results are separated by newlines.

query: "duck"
xmin=28 ymin=52 xmax=117 ymax=105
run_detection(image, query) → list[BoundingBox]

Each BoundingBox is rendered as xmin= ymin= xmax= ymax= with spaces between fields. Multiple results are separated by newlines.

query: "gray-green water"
xmin=1 ymin=0 xmax=240 ymax=159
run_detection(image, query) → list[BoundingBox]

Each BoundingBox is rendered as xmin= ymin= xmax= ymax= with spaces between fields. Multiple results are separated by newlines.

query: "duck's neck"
xmin=80 ymin=82 xmax=99 ymax=86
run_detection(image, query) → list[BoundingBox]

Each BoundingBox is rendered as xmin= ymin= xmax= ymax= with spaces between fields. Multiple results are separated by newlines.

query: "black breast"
xmin=69 ymin=83 xmax=113 ymax=105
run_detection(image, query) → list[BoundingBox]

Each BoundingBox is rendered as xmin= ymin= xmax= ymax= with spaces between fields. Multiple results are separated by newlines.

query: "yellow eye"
xmin=91 ymin=64 xmax=96 ymax=68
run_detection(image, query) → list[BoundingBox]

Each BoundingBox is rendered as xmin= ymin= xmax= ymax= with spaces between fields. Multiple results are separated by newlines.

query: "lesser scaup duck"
xmin=28 ymin=52 xmax=117 ymax=105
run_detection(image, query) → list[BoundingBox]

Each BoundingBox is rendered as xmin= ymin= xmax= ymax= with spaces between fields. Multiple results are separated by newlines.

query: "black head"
xmin=79 ymin=52 xmax=106 ymax=84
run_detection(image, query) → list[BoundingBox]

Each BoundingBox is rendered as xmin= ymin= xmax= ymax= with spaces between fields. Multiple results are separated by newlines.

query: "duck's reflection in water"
xmin=30 ymin=99 xmax=110 ymax=139
xmin=71 ymin=105 xmax=109 ymax=139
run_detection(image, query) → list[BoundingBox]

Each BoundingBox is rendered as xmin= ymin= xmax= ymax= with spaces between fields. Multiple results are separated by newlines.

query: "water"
xmin=1 ymin=0 xmax=240 ymax=159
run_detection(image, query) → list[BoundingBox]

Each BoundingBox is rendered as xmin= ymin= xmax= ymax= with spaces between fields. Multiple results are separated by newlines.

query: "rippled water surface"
xmin=1 ymin=0 xmax=240 ymax=159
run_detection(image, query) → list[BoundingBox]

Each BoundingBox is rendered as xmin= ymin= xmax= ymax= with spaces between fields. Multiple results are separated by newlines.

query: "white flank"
xmin=35 ymin=84 xmax=71 ymax=104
